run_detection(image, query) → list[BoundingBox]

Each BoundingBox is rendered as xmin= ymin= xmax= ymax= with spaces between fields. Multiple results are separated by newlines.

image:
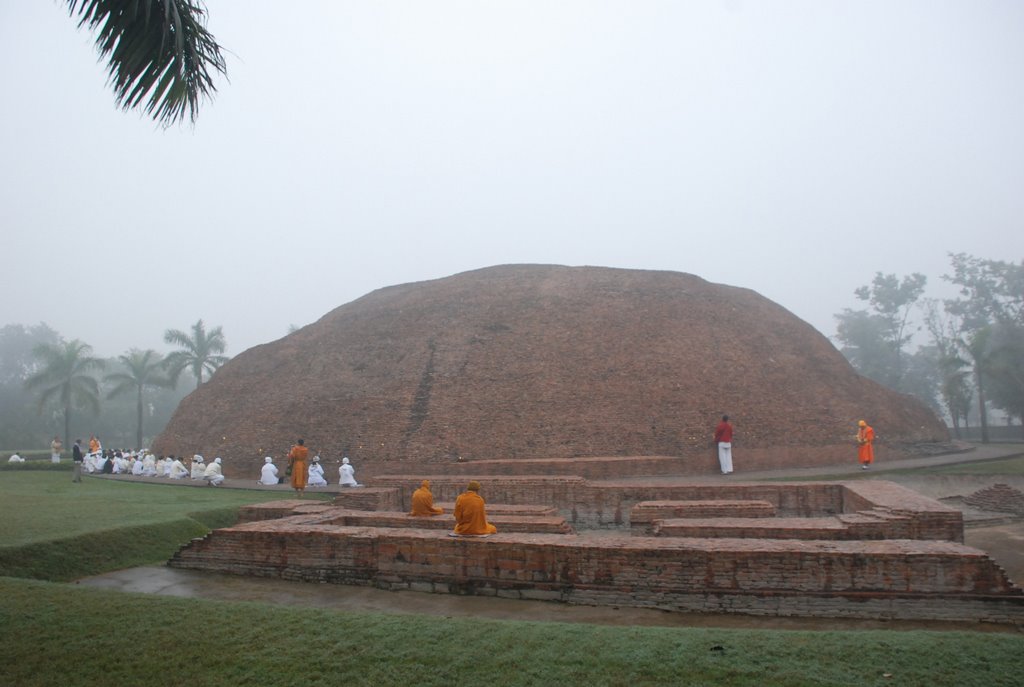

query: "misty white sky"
xmin=2 ymin=1 xmax=1022 ymax=359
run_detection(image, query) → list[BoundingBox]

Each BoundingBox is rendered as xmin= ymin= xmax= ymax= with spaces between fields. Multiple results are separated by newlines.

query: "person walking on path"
xmin=288 ymin=439 xmax=309 ymax=496
xmin=714 ymin=415 xmax=734 ymax=475
xmin=50 ymin=436 xmax=62 ymax=464
xmin=71 ymin=439 xmax=84 ymax=483
xmin=857 ymin=420 xmax=875 ymax=470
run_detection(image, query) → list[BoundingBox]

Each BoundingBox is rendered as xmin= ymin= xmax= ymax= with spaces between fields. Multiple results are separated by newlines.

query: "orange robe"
xmin=288 ymin=445 xmax=309 ymax=490
xmin=410 ymin=480 xmax=444 ymax=516
xmin=453 ymin=490 xmax=497 ymax=534
xmin=857 ymin=425 xmax=875 ymax=465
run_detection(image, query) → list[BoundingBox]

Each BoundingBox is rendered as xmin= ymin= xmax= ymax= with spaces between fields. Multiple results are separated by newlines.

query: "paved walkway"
xmin=88 ymin=443 xmax=1024 ymax=490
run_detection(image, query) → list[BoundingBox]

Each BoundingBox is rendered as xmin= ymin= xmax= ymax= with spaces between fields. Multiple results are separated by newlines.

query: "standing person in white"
xmin=714 ymin=415 xmax=734 ymax=475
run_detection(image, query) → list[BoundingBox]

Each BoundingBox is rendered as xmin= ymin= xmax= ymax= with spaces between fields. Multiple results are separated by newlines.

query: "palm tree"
xmin=105 ymin=349 xmax=172 ymax=450
xmin=64 ymin=0 xmax=227 ymax=126
xmin=164 ymin=319 xmax=229 ymax=389
xmin=24 ymin=340 xmax=105 ymax=450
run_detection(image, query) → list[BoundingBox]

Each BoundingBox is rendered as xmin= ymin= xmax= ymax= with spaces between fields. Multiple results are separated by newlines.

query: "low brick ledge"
xmin=318 ymin=510 xmax=573 ymax=534
xmin=171 ymin=525 xmax=1022 ymax=597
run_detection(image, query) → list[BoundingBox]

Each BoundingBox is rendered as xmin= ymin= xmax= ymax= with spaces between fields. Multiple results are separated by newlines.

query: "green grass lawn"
xmin=0 ymin=472 xmax=330 ymax=581
xmin=1 ymin=576 xmax=1022 ymax=687
xmin=1 ymin=469 xmax=1023 ymax=686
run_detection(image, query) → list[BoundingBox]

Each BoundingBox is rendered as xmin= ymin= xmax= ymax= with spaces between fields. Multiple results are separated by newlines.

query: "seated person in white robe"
xmin=203 ymin=457 xmax=224 ymax=486
xmin=190 ymin=455 xmax=205 ymax=480
xmin=131 ymin=457 xmax=145 ymax=476
xmin=307 ymin=456 xmax=328 ymax=486
xmin=142 ymin=453 xmax=158 ymax=476
xmin=161 ymin=457 xmax=174 ymax=477
xmin=8 ymin=452 xmax=25 ymax=463
xmin=169 ymin=457 xmax=189 ymax=479
xmin=258 ymin=456 xmax=279 ymax=485
xmin=338 ymin=456 xmax=360 ymax=487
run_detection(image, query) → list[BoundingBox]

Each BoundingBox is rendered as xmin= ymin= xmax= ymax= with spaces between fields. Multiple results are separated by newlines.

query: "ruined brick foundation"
xmin=170 ymin=474 xmax=1024 ymax=623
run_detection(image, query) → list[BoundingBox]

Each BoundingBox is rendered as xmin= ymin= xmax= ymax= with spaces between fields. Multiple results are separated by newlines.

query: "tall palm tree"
xmin=105 ymin=349 xmax=172 ymax=450
xmin=24 ymin=340 xmax=105 ymax=450
xmin=64 ymin=0 xmax=228 ymax=126
xmin=164 ymin=319 xmax=229 ymax=389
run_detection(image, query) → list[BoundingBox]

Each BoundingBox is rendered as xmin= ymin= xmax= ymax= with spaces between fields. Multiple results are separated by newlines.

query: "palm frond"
xmin=65 ymin=0 xmax=227 ymax=127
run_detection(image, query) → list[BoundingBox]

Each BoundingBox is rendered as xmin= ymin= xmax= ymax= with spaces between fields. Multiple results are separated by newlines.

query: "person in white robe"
xmin=8 ymin=453 xmax=25 ymax=463
xmin=190 ymin=455 xmax=205 ymax=480
xmin=203 ymin=457 xmax=224 ymax=486
xmin=84 ymin=452 xmax=100 ymax=473
xmin=258 ymin=456 xmax=279 ymax=485
xmin=307 ymin=456 xmax=327 ymax=487
xmin=161 ymin=457 xmax=174 ymax=477
xmin=169 ymin=456 xmax=189 ymax=479
xmin=338 ymin=456 xmax=360 ymax=487
xmin=142 ymin=453 xmax=158 ymax=476
xmin=131 ymin=456 xmax=145 ymax=476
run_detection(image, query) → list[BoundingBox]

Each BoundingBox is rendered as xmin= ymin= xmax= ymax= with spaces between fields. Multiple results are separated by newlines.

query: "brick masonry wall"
xmin=169 ymin=524 xmax=1024 ymax=622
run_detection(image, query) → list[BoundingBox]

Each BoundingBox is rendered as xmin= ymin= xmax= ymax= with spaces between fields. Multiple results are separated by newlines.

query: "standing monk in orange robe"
xmin=288 ymin=439 xmax=309 ymax=495
xmin=857 ymin=420 xmax=875 ymax=469
xmin=453 ymin=480 xmax=497 ymax=534
xmin=410 ymin=480 xmax=444 ymax=516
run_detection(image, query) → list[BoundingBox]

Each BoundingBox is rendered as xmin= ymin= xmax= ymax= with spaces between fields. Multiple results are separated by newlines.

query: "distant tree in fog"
xmin=24 ymin=340 xmax=105 ymax=450
xmin=944 ymin=254 xmax=1024 ymax=441
xmin=105 ymin=349 xmax=172 ymax=450
xmin=163 ymin=319 xmax=228 ymax=389
xmin=834 ymin=272 xmax=927 ymax=392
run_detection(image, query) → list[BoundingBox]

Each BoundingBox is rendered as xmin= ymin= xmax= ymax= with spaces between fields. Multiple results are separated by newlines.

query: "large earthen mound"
xmin=154 ymin=265 xmax=948 ymax=475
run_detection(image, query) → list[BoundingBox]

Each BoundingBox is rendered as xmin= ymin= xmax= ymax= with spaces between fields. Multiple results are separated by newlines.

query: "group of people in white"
xmin=258 ymin=455 xmax=361 ymax=487
xmin=74 ymin=448 xmax=227 ymax=486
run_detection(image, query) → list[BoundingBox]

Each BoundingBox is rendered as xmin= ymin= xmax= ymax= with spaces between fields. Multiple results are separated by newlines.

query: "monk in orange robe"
xmin=410 ymin=480 xmax=444 ymax=516
xmin=288 ymin=439 xmax=309 ymax=494
xmin=857 ymin=420 xmax=875 ymax=469
xmin=453 ymin=480 xmax=497 ymax=534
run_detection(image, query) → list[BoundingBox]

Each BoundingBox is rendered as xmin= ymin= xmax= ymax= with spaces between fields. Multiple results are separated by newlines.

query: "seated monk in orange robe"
xmin=453 ymin=480 xmax=497 ymax=535
xmin=410 ymin=480 xmax=444 ymax=516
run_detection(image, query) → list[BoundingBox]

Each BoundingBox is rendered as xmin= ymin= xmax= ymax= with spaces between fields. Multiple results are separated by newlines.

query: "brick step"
xmin=318 ymin=510 xmax=574 ymax=534
xmin=433 ymin=503 xmax=559 ymax=517
xmin=650 ymin=517 xmax=848 ymax=540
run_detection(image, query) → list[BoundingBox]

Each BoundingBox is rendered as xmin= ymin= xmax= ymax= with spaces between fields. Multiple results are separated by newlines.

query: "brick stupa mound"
xmin=153 ymin=265 xmax=948 ymax=476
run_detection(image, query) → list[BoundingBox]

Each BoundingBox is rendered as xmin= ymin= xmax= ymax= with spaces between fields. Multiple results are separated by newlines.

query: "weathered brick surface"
xmin=152 ymin=266 xmax=949 ymax=479
xmin=169 ymin=525 xmax=1024 ymax=622
xmin=172 ymin=477 xmax=1015 ymax=621
xmin=964 ymin=483 xmax=1024 ymax=515
xmin=331 ymin=488 xmax=402 ymax=511
xmin=318 ymin=510 xmax=573 ymax=534
xmin=631 ymin=500 xmax=776 ymax=534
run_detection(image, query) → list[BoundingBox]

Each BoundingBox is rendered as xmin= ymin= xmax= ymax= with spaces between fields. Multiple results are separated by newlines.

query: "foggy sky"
xmin=2 ymin=1 xmax=1022 ymax=359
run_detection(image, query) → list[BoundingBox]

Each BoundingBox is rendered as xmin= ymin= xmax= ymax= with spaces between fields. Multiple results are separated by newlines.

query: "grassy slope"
xmin=0 ymin=472 xmax=330 ymax=581
xmin=1 ymin=577 xmax=1022 ymax=687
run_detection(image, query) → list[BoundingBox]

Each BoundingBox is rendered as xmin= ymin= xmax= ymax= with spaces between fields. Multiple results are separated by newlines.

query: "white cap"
xmin=265 ymin=456 xmax=273 ymax=463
